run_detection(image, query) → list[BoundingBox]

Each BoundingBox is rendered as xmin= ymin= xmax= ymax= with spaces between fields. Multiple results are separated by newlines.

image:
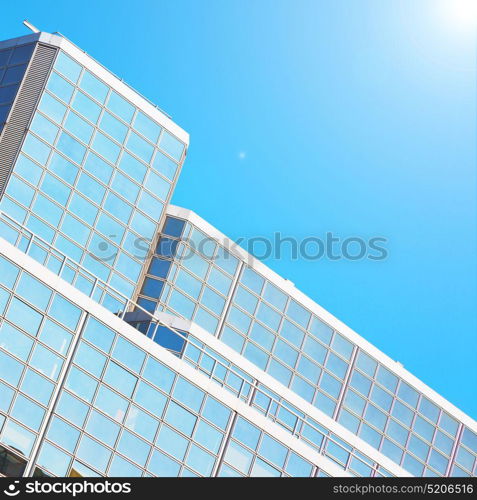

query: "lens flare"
xmin=439 ymin=0 xmax=477 ymax=32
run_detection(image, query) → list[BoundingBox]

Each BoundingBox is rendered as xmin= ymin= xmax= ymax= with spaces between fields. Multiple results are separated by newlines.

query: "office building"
xmin=0 ymin=29 xmax=475 ymax=478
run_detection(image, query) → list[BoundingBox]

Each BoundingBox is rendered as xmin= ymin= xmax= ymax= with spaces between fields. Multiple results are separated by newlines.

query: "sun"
xmin=439 ymin=0 xmax=477 ymax=32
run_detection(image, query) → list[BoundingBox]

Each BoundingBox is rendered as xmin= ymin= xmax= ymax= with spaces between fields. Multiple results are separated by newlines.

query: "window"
xmin=376 ymin=366 xmax=398 ymax=393
xmin=54 ymin=52 xmax=82 ymax=83
xmin=46 ymin=71 xmax=74 ymax=103
xmin=233 ymin=418 xmax=260 ymax=449
xmin=240 ymin=268 xmax=264 ymax=294
xmin=76 ymin=436 xmax=111 ymax=473
xmin=86 ymin=410 xmax=120 ymax=447
xmin=49 ymin=295 xmax=82 ymax=331
xmin=39 ymin=94 xmax=67 ymax=127
xmin=103 ymin=361 xmax=137 ymax=398
xmin=112 ymin=336 xmax=145 ymax=373
xmin=92 ymin=132 xmax=120 ymax=164
xmin=72 ymin=91 xmax=101 ymax=123
xmin=107 ymin=91 xmax=135 ymax=123
xmin=173 ymin=377 xmax=204 ymax=412
xmin=6 ymin=297 xmax=43 ymax=336
xmin=156 ymin=425 xmax=189 ymax=462
xmin=38 ymin=95 xmax=67 ymax=130
xmin=134 ymin=111 xmax=161 ymax=142
xmin=158 ymin=130 xmax=184 ymax=162
xmin=79 ymin=70 xmax=108 ymax=103
xmin=127 ymin=131 xmax=153 ymax=163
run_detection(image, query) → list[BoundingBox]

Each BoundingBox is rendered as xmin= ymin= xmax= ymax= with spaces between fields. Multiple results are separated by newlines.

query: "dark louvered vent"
xmin=0 ymin=43 xmax=58 ymax=196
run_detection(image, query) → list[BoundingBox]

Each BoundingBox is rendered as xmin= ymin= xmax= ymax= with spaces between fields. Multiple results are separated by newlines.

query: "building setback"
xmin=0 ymin=29 xmax=475 ymax=478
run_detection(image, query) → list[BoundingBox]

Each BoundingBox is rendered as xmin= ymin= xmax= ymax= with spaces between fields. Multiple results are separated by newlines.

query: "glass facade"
xmin=0 ymin=31 xmax=475 ymax=478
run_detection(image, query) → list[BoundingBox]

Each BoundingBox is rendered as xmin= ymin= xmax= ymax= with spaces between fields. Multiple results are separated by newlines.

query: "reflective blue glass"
xmin=224 ymin=440 xmax=253 ymax=474
xmin=86 ymin=410 xmax=120 ymax=447
xmin=20 ymin=368 xmax=54 ymax=405
xmin=125 ymin=405 xmax=159 ymax=442
xmin=127 ymin=131 xmax=154 ymax=162
xmin=76 ymin=435 xmax=111 ymax=472
xmin=165 ymin=401 xmax=197 ymax=436
xmin=82 ymin=317 xmax=115 ymax=353
xmin=74 ymin=342 xmax=107 ymax=378
xmin=0 ymin=322 xmax=33 ymax=361
xmin=111 ymin=171 xmax=140 ymax=201
xmin=48 ymin=153 xmax=78 ymax=185
xmin=37 ymin=442 xmax=70 ymax=475
xmin=186 ymin=444 xmax=215 ymax=476
xmin=134 ymin=112 xmax=161 ymax=143
xmin=286 ymin=452 xmax=312 ymax=477
xmin=152 ymin=151 xmax=177 ymax=180
xmin=240 ymin=267 xmax=264 ymax=294
xmin=94 ymin=385 xmax=128 ymax=423
xmin=6 ymin=176 xmax=35 ymax=207
xmin=92 ymin=132 xmax=120 ymax=164
xmin=64 ymin=111 xmax=93 ymax=144
xmin=30 ymin=344 xmax=63 ymax=380
xmin=287 ymin=300 xmax=310 ymax=328
xmin=30 ymin=113 xmax=59 ymax=144
xmin=22 ymin=133 xmax=51 ymax=164
xmin=107 ymin=91 xmax=135 ymax=123
xmin=13 ymin=155 xmax=41 ymax=186
xmin=56 ymin=132 xmax=86 ymax=164
xmin=79 ymin=70 xmax=108 ymax=103
xmin=40 ymin=173 xmax=71 ymax=205
xmin=172 ymin=377 xmax=205 ymax=412
xmin=156 ymin=425 xmax=189 ymax=461
xmin=54 ymin=52 xmax=81 ymax=83
xmin=32 ymin=194 xmax=63 ymax=226
xmin=56 ymin=391 xmax=89 ymax=427
xmin=112 ymin=336 xmax=146 ymax=374
xmin=65 ymin=366 xmax=98 ymax=403
xmin=158 ymin=130 xmax=184 ymax=161
xmin=11 ymin=394 xmax=45 ymax=431
xmin=6 ymin=297 xmax=43 ymax=336
xmin=309 ymin=317 xmax=333 ymax=345
xmin=142 ymin=358 xmax=175 ymax=393
xmin=117 ymin=430 xmax=150 ymax=466
xmin=148 ymin=449 xmax=180 ymax=477
xmin=233 ymin=417 xmax=260 ymax=449
xmin=194 ymin=420 xmax=223 ymax=454
xmin=144 ymin=171 xmax=169 ymax=201
xmin=72 ymin=91 xmax=101 ymax=123
xmin=38 ymin=92 xmax=67 ymax=123
xmin=47 ymin=416 xmax=80 ymax=453
xmin=49 ymin=294 xmax=82 ymax=331
xmin=46 ymin=71 xmax=74 ymax=103
xmin=109 ymin=455 xmax=142 ymax=477
xmin=103 ymin=361 xmax=137 ymax=398
xmin=2 ymin=420 xmax=35 ymax=456
xmin=100 ymin=111 xmax=128 ymax=143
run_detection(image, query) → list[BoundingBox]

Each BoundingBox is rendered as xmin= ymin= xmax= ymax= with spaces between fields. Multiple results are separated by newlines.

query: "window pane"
xmin=55 ymin=52 xmax=81 ymax=83
xmin=79 ymin=70 xmax=108 ymax=103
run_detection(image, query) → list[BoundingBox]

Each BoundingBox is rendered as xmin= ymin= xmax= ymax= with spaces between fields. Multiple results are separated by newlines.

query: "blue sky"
xmin=2 ymin=0 xmax=476 ymax=418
